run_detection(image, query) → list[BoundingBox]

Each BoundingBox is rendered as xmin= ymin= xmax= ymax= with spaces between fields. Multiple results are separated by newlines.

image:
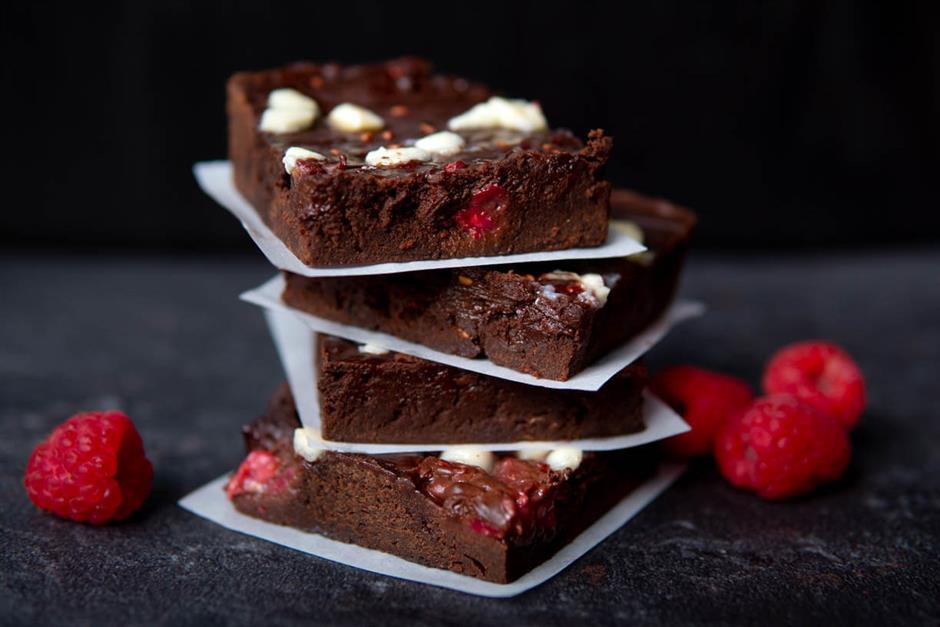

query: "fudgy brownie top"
xmin=231 ymin=56 xmax=606 ymax=180
xmin=243 ymin=384 xmax=599 ymax=544
xmin=370 ymin=454 xmax=576 ymax=543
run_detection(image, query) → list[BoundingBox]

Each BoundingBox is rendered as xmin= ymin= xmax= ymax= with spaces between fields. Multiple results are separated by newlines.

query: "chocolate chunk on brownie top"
xmin=228 ymin=57 xmax=612 ymax=266
xmin=227 ymin=384 xmax=656 ymax=583
xmin=316 ymin=334 xmax=647 ymax=444
xmin=282 ymin=189 xmax=696 ymax=380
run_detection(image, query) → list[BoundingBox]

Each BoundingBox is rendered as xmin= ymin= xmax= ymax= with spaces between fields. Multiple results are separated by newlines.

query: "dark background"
xmin=3 ymin=4 xmax=940 ymax=623
xmin=2 ymin=0 xmax=938 ymax=252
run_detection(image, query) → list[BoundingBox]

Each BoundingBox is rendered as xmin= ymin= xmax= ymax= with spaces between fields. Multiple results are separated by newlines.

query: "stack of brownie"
xmin=216 ymin=57 xmax=696 ymax=584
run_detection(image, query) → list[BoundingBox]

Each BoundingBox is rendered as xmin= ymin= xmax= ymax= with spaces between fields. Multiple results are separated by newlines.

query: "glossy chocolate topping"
xmin=238 ymin=56 xmax=585 ymax=174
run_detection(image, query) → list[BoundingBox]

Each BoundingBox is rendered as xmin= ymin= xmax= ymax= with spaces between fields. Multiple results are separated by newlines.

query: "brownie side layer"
xmin=317 ymin=335 xmax=647 ymax=444
xmin=282 ymin=189 xmax=696 ymax=380
xmin=227 ymin=57 xmax=612 ymax=267
xmin=228 ymin=385 xmax=654 ymax=583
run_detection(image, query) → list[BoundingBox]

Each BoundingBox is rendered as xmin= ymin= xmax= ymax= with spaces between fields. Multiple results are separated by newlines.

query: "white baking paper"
xmin=264 ymin=308 xmax=689 ymax=453
xmin=193 ymin=160 xmax=646 ymax=277
xmin=243 ymin=274 xmax=705 ymax=391
xmin=178 ymin=462 xmax=685 ymax=597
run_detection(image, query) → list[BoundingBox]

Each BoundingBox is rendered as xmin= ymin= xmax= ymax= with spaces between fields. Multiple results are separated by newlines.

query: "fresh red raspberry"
xmin=715 ymin=395 xmax=851 ymax=500
xmin=763 ymin=340 xmax=866 ymax=429
xmin=24 ymin=411 xmax=153 ymax=525
xmin=650 ymin=366 xmax=754 ymax=457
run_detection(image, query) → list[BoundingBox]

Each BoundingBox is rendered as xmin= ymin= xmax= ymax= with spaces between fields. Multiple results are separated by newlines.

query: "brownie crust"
xmin=227 ymin=57 xmax=612 ymax=267
xmin=229 ymin=385 xmax=655 ymax=583
xmin=283 ymin=189 xmax=696 ymax=380
xmin=317 ymin=334 xmax=647 ymax=444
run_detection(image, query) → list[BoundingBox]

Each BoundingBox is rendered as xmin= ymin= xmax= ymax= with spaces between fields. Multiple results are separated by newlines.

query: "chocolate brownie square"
xmin=316 ymin=334 xmax=646 ymax=444
xmin=228 ymin=57 xmax=612 ymax=267
xmin=227 ymin=385 xmax=656 ymax=583
xmin=282 ymin=188 xmax=696 ymax=379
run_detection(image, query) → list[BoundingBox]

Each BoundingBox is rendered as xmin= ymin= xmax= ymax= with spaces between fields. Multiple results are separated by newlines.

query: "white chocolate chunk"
xmin=541 ymin=271 xmax=611 ymax=305
xmin=327 ymin=102 xmax=385 ymax=132
xmin=611 ymin=220 xmax=644 ymax=244
xmin=578 ymin=273 xmax=611 ymax=305
xmin=545 ymin=447 xmax=583 ymax=471
xmin=282 ymin=146 xmax=326 ymax=174
xmin=358 ymin=343 xmax=389 ymax=355
xmin=448 ymin=96 xmax=548 ymax=132
xmin=515 ymin=449 xmax=550 ymax=462
xmin=268 ymin=88 xmax=319 ymax=114
xmin=259 ymin=107 xmax=316 ymax=133
xmin=260 ymin=88 xmax=320 ymax=134
xmin=440 ymin=448 xmax=495 ymax=473
xmin=611 ymin=220 xmax=654 ymax=265
xmin=293 ymin=427 xmax=325 ymax=463
xmin=365 ymin=146 xmax=431 ymax=167
xmin=414 ymin=131 xmax=466 ymax=157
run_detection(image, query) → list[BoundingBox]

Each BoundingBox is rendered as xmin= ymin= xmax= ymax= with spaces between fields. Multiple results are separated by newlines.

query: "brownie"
xmin=227 ymin=385 xmax=656 ymax=583
xmin=283 ymin=188 xmax=696 ymax=380
xmin=228 ymin=57 xmax=612 ymax=267
xmin=317 ymin=334 xmax=647 ymax=444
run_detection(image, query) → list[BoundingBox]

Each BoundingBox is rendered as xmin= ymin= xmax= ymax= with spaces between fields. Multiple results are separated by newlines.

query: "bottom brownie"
xmin=227 ymin=385 xmax=657 ymax=584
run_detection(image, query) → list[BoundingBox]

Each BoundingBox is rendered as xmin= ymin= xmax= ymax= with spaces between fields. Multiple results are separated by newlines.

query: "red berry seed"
xmin=650 ymin=366 xmax=754 ymax=457
xmin=715 ymin=395 xmax=851 ymax=500
xmin=763 ymin=341 xmax=866 ymax=429
xmin=455 ymin=184 xmax=507 ymax=238
xmin=24 ymin=411 xmax=153 ymax=525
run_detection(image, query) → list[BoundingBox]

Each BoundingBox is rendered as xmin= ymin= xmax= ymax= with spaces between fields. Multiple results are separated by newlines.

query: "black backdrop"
xmin=2 ymin=1 xmax=937 ymax=251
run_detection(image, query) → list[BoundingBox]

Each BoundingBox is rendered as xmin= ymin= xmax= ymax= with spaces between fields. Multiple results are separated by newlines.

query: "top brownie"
xmin=228 ymin=57 xmax=613 ymax=267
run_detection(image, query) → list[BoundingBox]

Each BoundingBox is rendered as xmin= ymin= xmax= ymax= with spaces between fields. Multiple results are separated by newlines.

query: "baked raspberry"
xmin=554 ymin=282 xmax=584 ymax=297
xmin=24 ymin=411 xmax=153 ymax=525
xmin=444 ymin=160 xmax=467 ymax=172
xmin=715 ymin=395 xmax=851 ymax=500
xmin=225 ymin=450 xmax=279 ymax=498
xmin=763 ymin=340 xmax=866 ymax=429
xmin=455 ymin=184 xmax=507 ymax=237
xmin=650 ymin=366 xmax=754 ymax=457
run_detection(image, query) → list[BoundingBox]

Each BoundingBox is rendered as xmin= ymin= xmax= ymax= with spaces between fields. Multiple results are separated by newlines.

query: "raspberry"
xmin=715 ymin=395 xmax=850 ymax=500
xmin=763 ymin=340 xmax=866 ymax=429
xmin=455 ymin=184 xmax=507 ymax=237
xmin=650 ymin=366 xmax=754 ymax=457
xmin=24 ymin=411 xmax=153 ymax=525
xmin=225 ymin=450 xmax=279 ymax=498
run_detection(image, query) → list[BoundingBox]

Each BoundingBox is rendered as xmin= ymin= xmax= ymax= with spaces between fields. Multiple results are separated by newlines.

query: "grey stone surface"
xmin=1 ymin=250 xmax=938 ymax=626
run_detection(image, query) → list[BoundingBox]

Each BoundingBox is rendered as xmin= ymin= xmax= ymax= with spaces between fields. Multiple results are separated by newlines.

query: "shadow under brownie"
xmin=283 ymin=188 xmax=696 ymax=380
xmin=227 ymin=385 xmax=657 ymax=584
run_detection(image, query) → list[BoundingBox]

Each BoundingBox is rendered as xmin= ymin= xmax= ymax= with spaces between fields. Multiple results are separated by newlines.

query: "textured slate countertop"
xmin=2 ymin=251 xmax=938 ymax=625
